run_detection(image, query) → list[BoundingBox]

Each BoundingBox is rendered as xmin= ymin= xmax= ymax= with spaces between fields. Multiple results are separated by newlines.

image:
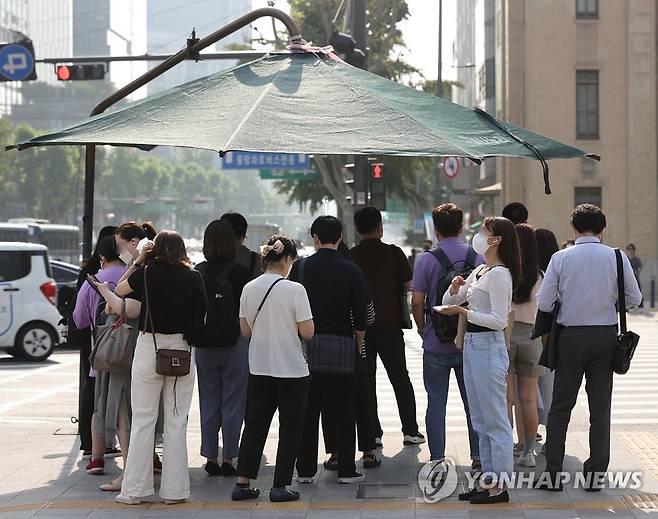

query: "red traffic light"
xmin=371 ymin=163 xmax=384 ymax=179
xmin=55 ymin=63 xmax=105 ymax=81
xmin=56 ymin=65 xmax=70 ymax=81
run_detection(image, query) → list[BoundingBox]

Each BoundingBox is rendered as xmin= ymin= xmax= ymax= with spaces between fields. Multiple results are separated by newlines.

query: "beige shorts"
xmin=508 ymin=322 xmax=545 ymax=377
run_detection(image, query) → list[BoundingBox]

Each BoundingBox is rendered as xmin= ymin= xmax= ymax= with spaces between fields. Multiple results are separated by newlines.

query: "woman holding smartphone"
xmin=73 ymin=236 xmax=129 ymax=484
xmin=438 ymin=216 xmax=521 ymax=505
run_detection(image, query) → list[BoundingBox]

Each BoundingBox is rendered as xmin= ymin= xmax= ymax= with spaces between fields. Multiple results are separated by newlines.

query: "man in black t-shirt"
xmin=220 ymin=212 xmax=264 ymax=280
xmin=289 ymin=216 xmax=368 ymax=484
xmin=350 ymin=207 xmax=423 ymax=447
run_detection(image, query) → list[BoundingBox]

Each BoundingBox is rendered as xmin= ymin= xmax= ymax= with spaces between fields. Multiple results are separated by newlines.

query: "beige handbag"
xmin=92 ymin=299 xmax=138 ymax=373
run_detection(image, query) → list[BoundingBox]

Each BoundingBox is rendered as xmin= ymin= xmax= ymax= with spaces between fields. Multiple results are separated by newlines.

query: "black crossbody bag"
xmin=613 ymin=248 xmax=640 ymax=375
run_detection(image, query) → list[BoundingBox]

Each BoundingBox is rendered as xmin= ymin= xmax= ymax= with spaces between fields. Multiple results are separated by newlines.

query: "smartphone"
xmin=433 ymin=305 xmax=451 ymax=314
xmin=119 ymin=250 xmax=134 ymax=266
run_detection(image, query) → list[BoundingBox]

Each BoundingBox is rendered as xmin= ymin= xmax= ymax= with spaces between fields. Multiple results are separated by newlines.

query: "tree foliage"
xmin=276 ymin=0 xmax=447 ymax=229
xmin=0 ymin=119 xmax=286 ymax=236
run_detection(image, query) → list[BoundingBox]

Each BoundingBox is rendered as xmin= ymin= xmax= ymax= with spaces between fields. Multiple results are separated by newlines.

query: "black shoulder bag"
xmin=144 ymin=266 xmax=191 ymax=378
xmin=613 ymin=248 xmax=640 ymax=375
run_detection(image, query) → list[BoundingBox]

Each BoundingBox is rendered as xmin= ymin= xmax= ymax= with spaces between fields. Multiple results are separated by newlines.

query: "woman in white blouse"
xmin=439 ymin=216 xmax=522 ymax=504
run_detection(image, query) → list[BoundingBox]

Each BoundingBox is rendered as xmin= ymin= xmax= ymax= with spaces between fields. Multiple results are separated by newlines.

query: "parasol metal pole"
xmin=81 ymin=7 xmax=301 ymax=259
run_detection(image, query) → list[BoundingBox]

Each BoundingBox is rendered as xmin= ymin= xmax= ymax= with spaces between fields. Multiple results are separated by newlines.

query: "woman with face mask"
xmin=231 ymin=235 xmax=314 ymax=503
xmin=115 ymin=221 xmax=157 ymax=273
xmin=438 ymin=216 xmax=522 ymax=504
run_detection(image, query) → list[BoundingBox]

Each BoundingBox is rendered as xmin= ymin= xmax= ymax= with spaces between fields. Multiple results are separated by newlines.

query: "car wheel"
xmin=14 ymin=322 xmax=57 ymax=361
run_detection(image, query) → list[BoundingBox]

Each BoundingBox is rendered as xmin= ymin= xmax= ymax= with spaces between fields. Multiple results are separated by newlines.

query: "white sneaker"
xmin=115 ymin=494 xmax=141 ymax=505
xmin=337 ymin=471 xmax=365 ymax=484
xmin=296 ymin=476 xmax=314 ymax=484
xmin=403 ymin=433 xmax=426 ymax=445
xmin=517 ymin=452 xmax=536 ymax=468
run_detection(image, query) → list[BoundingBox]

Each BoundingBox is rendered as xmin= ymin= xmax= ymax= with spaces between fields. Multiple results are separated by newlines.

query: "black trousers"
xmin=237 ymin=374 xmax=310 ymax=487
xmin=545 ymin=326 xmax=617 ymax=477
xmin=322 ymin=357 xmax=377 ymax=454
xmin=73 ymin=325 xmax=94 ymax=452
xmin=297 ymin=373 xmax=357 ymax=478
xmin=365 ymin=327 xmax=419 ymax=437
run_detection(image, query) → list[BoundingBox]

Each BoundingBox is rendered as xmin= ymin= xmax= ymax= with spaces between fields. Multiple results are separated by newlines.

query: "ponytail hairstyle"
xmin=260 ymin=234 xmax=297 ymax=268
xmin=513 ymin=223 xmax=540 ymax=304
xmin=116 ymin=221 xmax=157 ymax=242
xmin=483 ymin=216 xmax=522 ymax=289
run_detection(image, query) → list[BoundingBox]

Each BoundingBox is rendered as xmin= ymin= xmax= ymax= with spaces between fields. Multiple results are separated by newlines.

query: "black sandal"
xmin=362 ymin=453 xmax=381 ymax=469
xmin=323 ymin=456 xmax=339 ymax=471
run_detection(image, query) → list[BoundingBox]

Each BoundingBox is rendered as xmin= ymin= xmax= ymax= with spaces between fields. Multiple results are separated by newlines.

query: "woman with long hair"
xmin=194 ymin=220 xmax=251 ymax=477
xmin=439 ymin=216 xmax=521 ymax=504
xmin=534 ymin=228 xmax=560 ymax=437
xmin=506 ymin=224 xmax=544 ymax=468
xmin=231 ymin=235 xmax=314 ymax=503
xmin=72 ymin=236 xmax=129 ymax=482
xmin=111 ymin=231 xmax=207 ymax=505
xmin=70 ymin=225 xmax=117 ymax=455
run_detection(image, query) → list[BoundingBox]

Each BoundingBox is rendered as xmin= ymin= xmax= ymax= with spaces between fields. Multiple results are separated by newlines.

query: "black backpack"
xmin=197 ymin=262 xmax=240 ymax=348
xmin=427 ymin=246 xmax=478 ymax=342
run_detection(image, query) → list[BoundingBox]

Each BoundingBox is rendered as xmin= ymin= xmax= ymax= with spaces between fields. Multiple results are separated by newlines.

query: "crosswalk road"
xmin=373 ymin=323 xmax=658 ymax=436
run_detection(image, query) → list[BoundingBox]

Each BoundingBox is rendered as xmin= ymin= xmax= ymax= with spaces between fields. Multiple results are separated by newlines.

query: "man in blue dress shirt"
xmin=536 ymin=204 xmax=642 ymax=491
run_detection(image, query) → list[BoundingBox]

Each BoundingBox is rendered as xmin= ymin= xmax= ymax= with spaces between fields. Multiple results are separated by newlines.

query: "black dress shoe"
xmin=469 ymin=489 xmax=509 ymax=504
xmin=458 ymin=488 xmax=486 ymax=501
xmin=204 ymin=461 xmax=222 ymax=477
xmin=534 ymin=476 xmax=563 ymax=491
xmin=220 ymin=462 xmax=237 ymax=476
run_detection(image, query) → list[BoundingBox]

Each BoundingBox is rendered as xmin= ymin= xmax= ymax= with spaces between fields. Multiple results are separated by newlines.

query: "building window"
xmin=581 ymin=158 xmax=596 ymax=178
xmin=576 ymin=70 xmax=599 ymax=139
xmin=574 ymin=186 xmax=602 ymax=208
xmin=576 ymin=0 xmax=598 ymax=19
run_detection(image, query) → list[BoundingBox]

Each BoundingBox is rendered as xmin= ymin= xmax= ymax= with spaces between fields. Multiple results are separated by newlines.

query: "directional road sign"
xmin=222 ymin=152 xmax=310 ymax=170
xmin=0 ymin=43 xmax=36 ymax=82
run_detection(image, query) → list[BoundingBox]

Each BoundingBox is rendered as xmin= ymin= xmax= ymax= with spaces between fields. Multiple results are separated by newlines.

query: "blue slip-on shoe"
xmin=231 ymin=486 xmax=260 ymax=501
xmin=269 ymin=487 xmax=300 ymax=502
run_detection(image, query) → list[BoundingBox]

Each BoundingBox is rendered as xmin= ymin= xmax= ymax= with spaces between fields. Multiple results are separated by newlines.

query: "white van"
xmin=0 ymin=242 xmax=62 ymax=361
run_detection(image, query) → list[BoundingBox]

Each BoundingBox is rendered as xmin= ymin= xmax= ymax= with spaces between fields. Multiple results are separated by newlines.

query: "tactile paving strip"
xmin=617 ymin=432 xmax=658 ymax=478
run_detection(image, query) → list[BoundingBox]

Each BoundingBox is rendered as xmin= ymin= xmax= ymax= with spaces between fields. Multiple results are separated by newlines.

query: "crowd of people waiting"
xmin=66 ymin=201 xmax=642 ymax=506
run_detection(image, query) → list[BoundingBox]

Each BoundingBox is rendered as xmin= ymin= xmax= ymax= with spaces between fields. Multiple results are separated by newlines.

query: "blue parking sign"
xmin=0 ymin=43 xmax=36 ymax=82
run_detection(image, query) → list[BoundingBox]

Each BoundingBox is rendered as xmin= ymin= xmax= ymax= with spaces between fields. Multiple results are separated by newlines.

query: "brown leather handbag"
xmin=144 ymin=266 xmax=191 ymax=377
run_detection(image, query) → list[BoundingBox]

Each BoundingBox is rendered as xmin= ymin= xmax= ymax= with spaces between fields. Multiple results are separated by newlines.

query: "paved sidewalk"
xmin=1 ymin=312 xmax=658 ymax=518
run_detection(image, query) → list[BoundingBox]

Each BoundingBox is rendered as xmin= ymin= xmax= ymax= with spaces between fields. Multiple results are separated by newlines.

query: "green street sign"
xmin=259 ymin=169 xmax=319 ymax=180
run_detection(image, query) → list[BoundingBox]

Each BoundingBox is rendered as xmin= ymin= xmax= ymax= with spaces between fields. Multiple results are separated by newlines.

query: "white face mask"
xmin=472 ymin=232 xmax=491 ymax=256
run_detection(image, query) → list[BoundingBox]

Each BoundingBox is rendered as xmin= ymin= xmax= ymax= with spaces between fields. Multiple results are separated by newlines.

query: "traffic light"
xmin=55 ymin=64 xmax=105 ymax=81
xmin=370 ymin=163 xmax=386 ymax=210
xmin=329 ymin=30 xmax=366 ymax=69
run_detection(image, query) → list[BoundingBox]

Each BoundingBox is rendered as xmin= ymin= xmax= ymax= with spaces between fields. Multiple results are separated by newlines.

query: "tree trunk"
xmin=314 ymin=155 xmax=356 ymax=246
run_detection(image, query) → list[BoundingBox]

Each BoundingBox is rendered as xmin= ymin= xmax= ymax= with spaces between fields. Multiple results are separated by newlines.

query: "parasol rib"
xmin=220 ymin=56 xmax=286 ymax=152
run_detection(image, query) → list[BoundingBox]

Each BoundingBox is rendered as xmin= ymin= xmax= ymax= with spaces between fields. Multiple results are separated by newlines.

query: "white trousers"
xmin=121 ymin=333 xmax=196 ymax=500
